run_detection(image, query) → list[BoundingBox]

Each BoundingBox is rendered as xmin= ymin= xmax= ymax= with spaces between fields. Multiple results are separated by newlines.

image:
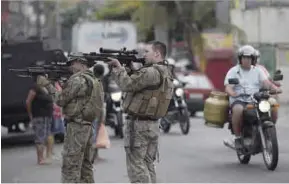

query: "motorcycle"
xmin=160 ymin=79 xmax=190 ymax=135
xmin=105 ymin=80 xmax=124 ymax=138
xmin=224 ymin=73 xmax=283 ymax=171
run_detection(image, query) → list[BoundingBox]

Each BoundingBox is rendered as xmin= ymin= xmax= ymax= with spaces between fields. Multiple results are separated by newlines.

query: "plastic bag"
xmin=52 ymin=117 xmax=65 ymax=134
xmin=95 ymin=123 xmax=111 ymax=149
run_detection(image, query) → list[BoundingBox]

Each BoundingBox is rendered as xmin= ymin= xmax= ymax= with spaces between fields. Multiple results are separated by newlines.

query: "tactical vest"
xmin=122 ymin=64 xmax=174 ymax=119
xmin=62 ymin=70 xmax=104 ymax=122
xmin=80 ymin=71 xmax=104 ymax=122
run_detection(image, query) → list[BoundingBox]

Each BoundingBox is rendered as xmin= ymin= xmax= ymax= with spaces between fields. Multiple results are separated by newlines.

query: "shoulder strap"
xmin=78 ymin=73 xmax=95 ymax=115
xmin=140 ymin=65 xmax=164 ymax=91
xmin=80 ymin=73 xmax=94 ymax=97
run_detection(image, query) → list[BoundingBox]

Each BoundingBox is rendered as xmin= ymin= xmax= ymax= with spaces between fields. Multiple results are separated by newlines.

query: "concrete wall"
xmin=215 ymin=0 xmax=230 ymax=25
xmin=276 ymin=45 xmax=289 ymax=104
xmin=230 ymin=7 xmax=289 ymax=44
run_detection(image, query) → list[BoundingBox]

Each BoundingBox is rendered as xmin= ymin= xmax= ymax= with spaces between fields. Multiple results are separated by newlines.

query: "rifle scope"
xmin=99 ymin=47 xmax=138 ymax=55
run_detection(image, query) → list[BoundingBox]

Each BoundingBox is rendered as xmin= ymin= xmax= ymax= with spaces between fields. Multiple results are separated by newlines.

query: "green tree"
xmin=95 ymin=1 xmax=218 ymax=50
xmin=95 ymin=0 xmax=247 ymax=70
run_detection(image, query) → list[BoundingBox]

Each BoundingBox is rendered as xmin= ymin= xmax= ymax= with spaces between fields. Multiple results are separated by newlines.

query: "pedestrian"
xmin=36 ymin=55 xmax=104 ymax=183
xmin=51 ymin=81 xmax=65 ymax=159
xmin=108 ymin=41 xmax=174 ymax=183
xmin=26 ymin=74 xmax=54 ymax=165
xmin=91 ymin=102 xmax=107 ymax=164
xmin=91 ymin=63 xmax=106 ymax=164
xmin=91 ymin=118 xmax=100 ymax=164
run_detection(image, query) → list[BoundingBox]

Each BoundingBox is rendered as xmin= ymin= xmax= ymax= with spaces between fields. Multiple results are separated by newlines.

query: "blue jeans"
xmin=92 ymin=119 xmax=99 ymax=145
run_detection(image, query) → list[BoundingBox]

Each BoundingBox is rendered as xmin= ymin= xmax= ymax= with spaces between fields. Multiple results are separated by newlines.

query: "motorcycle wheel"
xmin=114 ymin=112 xmax=124 ymax=139
xmin=237 ymin=152 xmax=251 ymax=164
xmin=262 ymin=126 xmax=279 ymax=171
xmin=179 ymin=108 xmax=190 ymax=135
xmin=160 ymin=118 xmax=171 ymax=133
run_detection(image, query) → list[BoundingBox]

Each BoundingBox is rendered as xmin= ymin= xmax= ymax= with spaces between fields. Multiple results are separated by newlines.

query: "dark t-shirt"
xmin=31 ymin=84 xmax=53 ymax=117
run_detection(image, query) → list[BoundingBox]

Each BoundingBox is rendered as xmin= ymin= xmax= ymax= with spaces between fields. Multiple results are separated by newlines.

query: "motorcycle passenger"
xmin=254 ymin=49 xmax=280 ymax=123
xmin=254 ymin=49 xmax=280 ymax=87
xmin=224 ymin=45 xmax=282 ymax=150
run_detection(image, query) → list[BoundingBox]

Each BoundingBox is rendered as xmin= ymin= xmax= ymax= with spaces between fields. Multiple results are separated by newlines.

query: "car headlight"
xmin=259 ymin=100 xmax=271 ymax=112
xmin=111 ymin=92 xmax=122 ymax=102
xmin=175 ymin=88 xmax=184 ymax=97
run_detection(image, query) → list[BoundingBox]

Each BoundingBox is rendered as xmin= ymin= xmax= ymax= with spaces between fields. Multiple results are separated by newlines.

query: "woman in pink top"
xmin=254 ymin=49 xmax=281 ymax=88
xmin=51 ymin=82 xmax=65 ymax=138
xmin=254 ymin=49 xmax=280 ymax=122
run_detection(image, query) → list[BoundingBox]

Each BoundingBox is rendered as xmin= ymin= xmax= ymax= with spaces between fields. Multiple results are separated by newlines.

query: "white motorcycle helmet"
xmin=254 ymin=49 xmax=260 ymax=64
xmin=237 ymin=45 xmax=256 ymax=64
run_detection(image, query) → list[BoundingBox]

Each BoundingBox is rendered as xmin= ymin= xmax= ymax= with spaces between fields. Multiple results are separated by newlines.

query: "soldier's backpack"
xmin=80 ymin=71 xmax=104 ymax=122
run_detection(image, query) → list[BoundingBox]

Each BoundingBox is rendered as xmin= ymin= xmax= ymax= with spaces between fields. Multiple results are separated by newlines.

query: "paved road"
xmin=2 ymin=107 xmax=289 ymax=183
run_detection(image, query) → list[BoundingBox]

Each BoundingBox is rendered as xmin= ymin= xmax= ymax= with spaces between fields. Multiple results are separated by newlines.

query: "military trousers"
xmin=61 ymin=121 xmax=94 ymax=183
xmin=124 ymin=118 xmax=160 ymax=183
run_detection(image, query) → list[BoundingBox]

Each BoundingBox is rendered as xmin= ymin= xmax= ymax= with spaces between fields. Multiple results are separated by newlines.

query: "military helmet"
xmin=67 ymin=52 xmax=87 ymax=65
xmin=67 ymin=52 xmax=94 ymax=68
xmin=254 ymin=49 xmax=261 ymax=64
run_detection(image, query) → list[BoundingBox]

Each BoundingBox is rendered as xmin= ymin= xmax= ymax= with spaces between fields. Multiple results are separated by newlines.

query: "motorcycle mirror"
xmin=228 ymin=78 xmax=239 ymax=85
xmin=273 ymin=74 xmax=283 ymax=81
xmin=274 ymin=70 xmax=281 ymax=75
xmin=259 ymin=88 xmax=269 ymax=92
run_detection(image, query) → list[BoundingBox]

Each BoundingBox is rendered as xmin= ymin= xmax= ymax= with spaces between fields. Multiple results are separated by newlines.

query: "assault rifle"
xmin=70 ymin=47 xmax=145 ymax=66
xmin=9 ymin=64 xmax=72 ymax=81
xmin=9 ymin=49 xmax=72 ymax=80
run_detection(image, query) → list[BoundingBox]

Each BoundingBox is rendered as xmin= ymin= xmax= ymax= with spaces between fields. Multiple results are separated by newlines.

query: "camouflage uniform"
xmin=45 ymin=70 xmax=98 ymax=183
xmin=112 ymin=65 xmax=172 ymax=183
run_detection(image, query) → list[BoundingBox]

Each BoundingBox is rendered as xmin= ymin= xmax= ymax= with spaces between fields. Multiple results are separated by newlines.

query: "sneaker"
xmin=223 ymin=137 xmax=235 ymax=149
xmin=235 ymin=137 xmax=243 ymax=150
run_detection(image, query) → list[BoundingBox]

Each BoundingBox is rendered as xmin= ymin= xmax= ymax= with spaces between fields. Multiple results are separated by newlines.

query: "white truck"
xmin=71 ymin=21 xmax=137 ymax=53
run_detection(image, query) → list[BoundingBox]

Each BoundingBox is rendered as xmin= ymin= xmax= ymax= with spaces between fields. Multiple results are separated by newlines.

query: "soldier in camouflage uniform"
xmin=108 ymin=41 xmax=174 ymax=183
xmin=37 ymin=55 xmax=104 ymax=183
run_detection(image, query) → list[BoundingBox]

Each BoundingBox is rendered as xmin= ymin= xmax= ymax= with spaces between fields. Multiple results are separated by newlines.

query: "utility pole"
xmin=35 ymin=0 xmax=41 ymax=39
xmin=55 ymin=0 xmax=62 ymax=49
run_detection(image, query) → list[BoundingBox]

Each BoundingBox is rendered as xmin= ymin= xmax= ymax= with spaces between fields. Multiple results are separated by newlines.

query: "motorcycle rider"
xmin=224 ymin=45 xmax=282 ymax=150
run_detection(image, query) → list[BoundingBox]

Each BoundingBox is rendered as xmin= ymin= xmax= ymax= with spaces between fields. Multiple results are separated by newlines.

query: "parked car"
xmin=176 ymin=71 xmax=214 ymax=116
